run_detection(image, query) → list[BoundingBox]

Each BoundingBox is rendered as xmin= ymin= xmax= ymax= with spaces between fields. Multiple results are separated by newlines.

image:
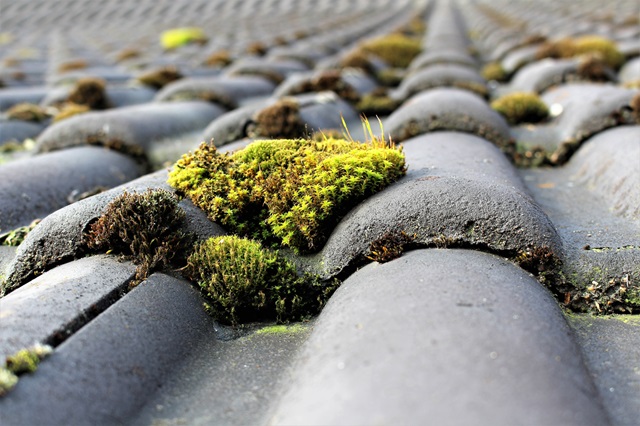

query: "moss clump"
xmin=160 ymin=27 xmax=207 ymax=50
xmin=0 ymin=368 xmax=18 ymax=397
xmin=67 ymin=77 xmax=110 ymax=110
xmin=246 ymin=42 xmax=268 ymax=56
xmin=204 ymin=50 xmax=233 ymax=67
xmin=185 ymin=236 xmax=337 ymax=325
xmin=573 ymin=36 xmax=624 ymax=69
xmin=536 ymin=36 xmax=624 ymax=70
xmin=340 ymin=50 xmax=376 ymax=75
xmin=1 ymin=344 xmax=52 ymax=397
xmin=576 ymin=55 xmax=612 ymax=82
xmin=356 ymin=90 xmax=401 ymax=116
xmin=367 ymin=231 xmax=416 ymax=263
xmin=57 ymin=59 xmax=88 ymax=73
xmin=5 ymin=344 xmax=52 ymax=375
xmin=481 ymin=62 xmax=508 ymax=82
xmin=254 ymin=323 xmax=307 ymax=335
xmin=0 ymin=219 xmax=40 ymax=246
xmin=376 ymin=68 xmax=405 ymax=87
xmin=5 ymin=103 xmax=49 ymax=122
xmin=52 ymin=103 xmax=90 ymax=122
xmin=168 ymin=137 xmax=406 ymax=253
xmin=248 ymin=98 xmax=307 ymax=139
xmin=289 ymin=70 xmax=360 ymax=103
xmin=360 ymin=34 xmax=421 ymax=68
xmin=115 ymin=48 xmax=141 ymax=62
xmin=137 ymin=66 xmax=183 ymax=89
xmin=84 ymin=189 xmax=187 ymax=284
xmin=491 ymin=92 xmax=549 ymax=125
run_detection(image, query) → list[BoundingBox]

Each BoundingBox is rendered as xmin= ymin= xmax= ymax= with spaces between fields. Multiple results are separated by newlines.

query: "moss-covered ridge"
xmin=168 ymin=137 xmax=406 ymax=253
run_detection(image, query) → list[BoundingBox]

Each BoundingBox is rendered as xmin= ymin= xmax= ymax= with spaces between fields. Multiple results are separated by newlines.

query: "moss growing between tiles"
xmin=491 ymin=92 xmax=549 ymax=125
xmin=67 ymin=77 xmax=111 ymax=110
xmin=84 ymin=189 xmax=187 ymax=284
xmin=5 ymin=103 xmax=49 ymax=122
xmin=367 ymin=231 xmax=416 ymax=263
xmin=1 ymin=344 xmax=52 ymax=397
xmin=288 ymin=70 xmax=360 ymax=103
xmin=248 ymin=98 xmax=307 ymax=139
xmin=137 ymin=66 xmax=183 ymax=89
xmin=360 ymin=34 xmax=421 ymax=69
xmin=356 ymin=90 xmax=401 ymax=116
xmin=53 ymin=102 xmax=91 ymax=122
xmin=185 ymin=236 xmax=338 ymax=325
xmin=204 ymin=49 xmax=233 ymax=67
xmin=0 ymin=219 xmax=40 ymax=246
xmin=535 ymin=35 xmax=624 ymax=69
xmin=254 ymin=323 xmax=308 ymax=335
xmin=564 ymin=273 xmax=639 ymax=315
xmin=168 ymin=136 xmax=406 ymax=253
xmin=481 ymin=62 xmax=508 ymax=82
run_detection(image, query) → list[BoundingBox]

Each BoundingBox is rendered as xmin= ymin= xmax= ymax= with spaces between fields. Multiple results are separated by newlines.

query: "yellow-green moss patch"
xmin=168 ymin=137 xmax=406 ymax=253
xmin=360 ymin=34 xmax=421 ymax=68
xmin=491 ymin=92 xmax=549 ymax=125
xmin=185 ymin=235 xmax=337 ymax=325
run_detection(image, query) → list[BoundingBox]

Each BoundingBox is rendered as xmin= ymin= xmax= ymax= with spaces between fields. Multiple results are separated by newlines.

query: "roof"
xmin=0 ymin=0 xmax=639 ymax=424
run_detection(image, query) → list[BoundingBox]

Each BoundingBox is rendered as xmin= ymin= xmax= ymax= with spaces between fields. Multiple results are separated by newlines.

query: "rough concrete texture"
xmin=0 ymin=146 xmax=142 ymax=231
xmin=541 ymin=84 xmax=638 ymax=163
xmin=270 ymin=249 xmax=610 ymax=426
xmin=385 ymin=88 xmax=512 ymax=148
xmin=619 ymin=57 xmax=640 ymax=85
xmin=567 ymin=314 xmax=640 ymax=426
xmin=0 ymin=273 xmax=212 ymax=425
xmin=0 ymin=120 xmax=45 ymax=145
xmin=132 ymin=323 xmax=312 ymax=426
xmin=304 ymin=131 xmax=561 ymax=279
xmin=521 ymin=160 xmax=640 ymax=297
xmin=1 ymin=170 xmax=224 ymax=294
xmin=506 ymin=58 xmax=580 ymax=94
xmin=566 ymin=126 xmax=640 ymax=222
xmin=35 ymin=101 xmax=223 ymax=154
xmin=154 ymin=75 xmax=276 ymax=107
xmin=0 ymin=86 xmax=49 ymax=111
xmin=393 ymin=64 xmax=486 ymax=100
xmin=408 ymin=49 xmax=478 ymax=71
xmin=0 ymin=255 xmax=136 ymax=358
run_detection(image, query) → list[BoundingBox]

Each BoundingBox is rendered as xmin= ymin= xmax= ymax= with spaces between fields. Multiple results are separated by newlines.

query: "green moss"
xmin=254 ymin=323 xmax=308 ymax=335
xmin=84 ymin=189 xmax=187 ymax=284
xmin=0 ymin=219 xmax=40 ymax=246
xmin=356 ymin=91 xmax=401 ymax=116
xmin=360 ymin=34 xmax=422 ymax=68
xmin=0 ymin=368 xmax=18 ymax=396
xmin=185 ymin=236 xmax=337 ymax=325
xmin=481 ymin=62 xmax=508 ymax=82
xmin=491 ymin=92 xmax=549 ymax=125
xmin=168 ymin=137 xmax=406 ymax=253
xmin=5 ymin=344 xmax=51 ymax=375
xmin=160 ymin=28 xmax=207 ymax=50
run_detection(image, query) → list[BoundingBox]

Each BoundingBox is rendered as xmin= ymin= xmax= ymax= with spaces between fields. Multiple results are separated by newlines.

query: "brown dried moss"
xmin=248 ymin=98 xmax=306 ymax=139
xmin=137 ymin=66 xmax=183 ymax=89
xmin=5 ymin=103 xmax=49 ymax=122
xmin=68 ymin=77 xmax=110 ymax=110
